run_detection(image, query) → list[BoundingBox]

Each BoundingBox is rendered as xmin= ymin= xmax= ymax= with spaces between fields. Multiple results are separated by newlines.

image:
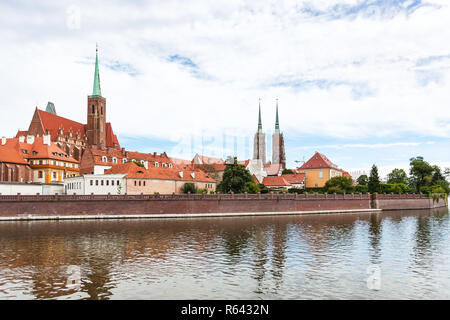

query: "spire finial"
xmin=92 ymin=44 xmax=102 ymax=96
xmin=258 ymin=98 xmax=262 ymax=130
xmin=275 ymin=98 xmax=279 ymax=130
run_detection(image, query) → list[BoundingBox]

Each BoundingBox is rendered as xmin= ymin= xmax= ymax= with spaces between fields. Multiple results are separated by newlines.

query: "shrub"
xmin=182 ymin=183 xmax=197 ymax=194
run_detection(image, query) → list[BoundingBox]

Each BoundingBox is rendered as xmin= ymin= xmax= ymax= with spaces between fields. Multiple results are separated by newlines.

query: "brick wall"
xmin=0 ymin=193 xmax=445 ymax=219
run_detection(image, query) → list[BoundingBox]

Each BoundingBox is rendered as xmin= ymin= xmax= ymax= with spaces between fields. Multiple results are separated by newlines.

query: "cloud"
xmin=0 ymin=0 xmax=450 ymax=168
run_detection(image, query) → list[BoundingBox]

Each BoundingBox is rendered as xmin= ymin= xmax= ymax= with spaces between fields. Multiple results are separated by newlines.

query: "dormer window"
xmin=21 ymin=149 xmax=28 ymax=154
xmin=132 ymin=159 xmax=136 ymax=163
xmin=155 ymin=162 xmax=159 ymax=167
xmin=122 ymin=158 xmax=127 ymax=163
xmin=112 ymin=157 xmax=117 ymax=164
xmin=168 ymin=163 xmax=173 ymax=168
xmin=140 ymin=160 xmax=145 ymax=165
xmin=102 ymin=156 xmax=107 ymax=162
xmin=33 ymin=151 xmax=38 ymax=155
xmin=162 ymin=163 xmax=166 ymax=168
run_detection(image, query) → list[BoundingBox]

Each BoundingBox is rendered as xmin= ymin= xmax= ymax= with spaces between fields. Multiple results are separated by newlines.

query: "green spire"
xmin=275 ymin=98 xmax=279 ymax=130
xmin=258 ymin=98 xmax=262 ymax=130
xmin=92 ymin=45 xmax=102 ymax=96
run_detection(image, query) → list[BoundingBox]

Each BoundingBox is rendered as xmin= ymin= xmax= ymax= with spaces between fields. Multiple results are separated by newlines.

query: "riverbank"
xmin=0 ymin=193 xmax=446 ymax=221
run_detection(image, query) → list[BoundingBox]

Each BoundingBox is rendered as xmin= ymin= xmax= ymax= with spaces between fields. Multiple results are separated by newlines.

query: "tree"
xmin=324 ymin=176 xmax=354 ymax=194
xmin=243 ymin=181 xmax=261 ymax=193
xmin=409 ymin=157 xmax=434 ymax=192
xmin=356 ymin=174 xmax=368 ymax=186
xmin=387 ymin=168 xmax=409 ymax=185
xmin=282 ymin=169 xmax=294 ymax=174
xmin=217 ymin=157 xmax=255 ymax=193
xmin=182 ymin=182 xmax=197 ymax=194
xmin=368 ymin=164 xmax=381 ymax=193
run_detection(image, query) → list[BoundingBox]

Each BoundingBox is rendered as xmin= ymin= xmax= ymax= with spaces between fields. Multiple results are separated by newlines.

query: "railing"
xmin=0 ymin=192 xmax=376 ymax=202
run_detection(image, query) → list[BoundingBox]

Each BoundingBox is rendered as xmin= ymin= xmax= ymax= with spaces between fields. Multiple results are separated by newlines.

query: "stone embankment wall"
xmin=0 ymin=193 xmax=445 ymax=219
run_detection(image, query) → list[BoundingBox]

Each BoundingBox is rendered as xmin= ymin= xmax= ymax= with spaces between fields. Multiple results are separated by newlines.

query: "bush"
xmin=324 ymin=176 xmax=354 ymax=193
xmin=243 ymin=181 xmax=261 ymax=194
xmin=288 ymin=188 xmax=304 ymax=194
xmin=182 ymin=183 xmax=197 ymax=194
xmin=355 ymin=185 xmax=368 ymax=193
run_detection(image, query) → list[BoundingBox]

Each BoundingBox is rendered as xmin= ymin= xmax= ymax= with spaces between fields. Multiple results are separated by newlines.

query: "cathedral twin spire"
xmin=253 ymin=99 xmax=285 ymax=168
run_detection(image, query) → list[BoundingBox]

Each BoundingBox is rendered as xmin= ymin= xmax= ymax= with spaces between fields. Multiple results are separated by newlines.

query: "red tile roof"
xmin=104 ymin=162 xmax=215 ymax=182
xmin=299 ymin=152 xmax=339 ymax=170
xmin=37 ymin=109 xmax=86 ymax=141
xmin=262 ymin=176 xmax=290 ymax=187
xmin=0 ymin=137 xmax=78 ymax=164
xmin=282 ymin=173 xmax=306 ymax=184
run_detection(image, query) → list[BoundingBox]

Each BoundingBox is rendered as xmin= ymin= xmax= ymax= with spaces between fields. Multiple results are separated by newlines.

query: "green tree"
xmin=243 ymin=181 xmax=261 ymax=194
xmin=387 ymin=168 xmax=409 ymax=185
xmin=217 ymin=158 xmax=255 ymax=193
xmin=324 ymin=176 xmax=354 ymax=194
xmin=356 ymin=174 xmax=368 ymax=185
xmin=368 ymin=164 xmax=381 ymax=193
xmin=182 ymin=182 xmax=197 ymax=194
xmin=409 ymin=157 xmax=434 ymax=192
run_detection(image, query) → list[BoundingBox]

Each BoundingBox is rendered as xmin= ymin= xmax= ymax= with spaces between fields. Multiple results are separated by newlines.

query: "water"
xmin=0 ymin=208 xmax=449 ymax=299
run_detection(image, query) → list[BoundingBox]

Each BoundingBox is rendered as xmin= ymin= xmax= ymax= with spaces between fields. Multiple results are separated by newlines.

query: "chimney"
xmin=43 ymin=134 xmax=51 ymax=146
xmin=1 ymin=136 xmax=6 ymax=145
xmin=26 ymin=135 xmax=35 ymax=145
xmin=19 ymin=136 xmax=25 ymax=143
xmin=144 ymin=160 xmax=148 ymax=170
xmin=179 ymin=171 xmax=183 ymax=178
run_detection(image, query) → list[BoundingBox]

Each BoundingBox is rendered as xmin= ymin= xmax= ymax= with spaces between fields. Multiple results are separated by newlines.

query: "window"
xmin=102 ymin=156 xmax=107 ymax=162
xmin=112 ymin=180 xmax=114 ymax=186
xmin=134 ymin=181 xmax=137 ymax=186
xmin=92 ymin=105 xmax=95 ymax=113
xmin=101 ymin=105 xmax=103 ymax=115
xmin=143 ymin=181 xmax=146 ymax=186
xmin=101 ymin=180 xmax=104 ymax=186
xmin=139 ymin=181 xmax=141 ymax=186
xmin=117 ymin=180 xmax=120 ymax=186
xmin=122 ymin=158 xmax=127 ymax=163
xmin=38 ymin=171 xmax=43 ymax=178
xmin=162 ymin=163 xmax=166 ymax=168
xmin=90 ymin=180 xmax=93 ymax=186
xmin=96 ymin=180 xmax=99 ymax=186
xmin=140 ymin=160 xmax=145 ymax=165
xmin=112 ymin=157 xmax=117 ymax=164
xmin=319 ymin=171 xmax=323 ymax=178
xmin=155 ymin=162 xmax=159 ymax=167
xmin=168 ymin=163 xmax=173 ymax=168
xmin=106 ymin=180 xmax=109 ymax=186
xmin=53 ymin=172 xmax=57 ymax=178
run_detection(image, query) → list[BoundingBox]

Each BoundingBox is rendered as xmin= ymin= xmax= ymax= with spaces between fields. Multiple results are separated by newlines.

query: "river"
xmin=0 ymin=208 xmax=449 ymax=299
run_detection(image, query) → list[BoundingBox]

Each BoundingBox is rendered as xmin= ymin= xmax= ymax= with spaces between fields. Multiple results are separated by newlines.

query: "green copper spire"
xmin=92 ymin=45 xmax=102 ymax=96
xmin=258 ymin=98 xmax=262 ymax=130
xmin=275 ymin=98 xmax=279 ymax=130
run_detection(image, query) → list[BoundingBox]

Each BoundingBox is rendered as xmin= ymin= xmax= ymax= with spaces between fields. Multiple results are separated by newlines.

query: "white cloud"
xmin=0 ymin=0 xmax=450 ymax=162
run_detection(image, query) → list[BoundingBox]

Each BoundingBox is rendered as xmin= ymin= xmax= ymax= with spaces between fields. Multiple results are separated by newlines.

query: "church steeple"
xmin=92 ymin=44 xmax=102 ymax=97
xmin=275 ymin=98 xmax=279 ymax=131
xmin=258 ymin=98 xmax=262 ymax=130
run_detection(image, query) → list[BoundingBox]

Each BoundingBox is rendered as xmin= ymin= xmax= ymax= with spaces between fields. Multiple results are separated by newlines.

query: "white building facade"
xmin=64 ymin=174 xmax=126 ymax=195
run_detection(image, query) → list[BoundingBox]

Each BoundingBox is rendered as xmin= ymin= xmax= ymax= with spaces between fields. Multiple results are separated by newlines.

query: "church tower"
xmin=86 ymin=45 xmax=107 ymax=148
xmin=253 ymin=99 xmax=266 ymax=166
xmin=272 ymin=99 xmax=286 ymax=168
xmin=253 ymin=99 xmax=266 ymax=164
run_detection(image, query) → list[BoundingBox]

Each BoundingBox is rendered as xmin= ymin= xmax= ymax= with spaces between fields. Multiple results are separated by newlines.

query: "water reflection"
xmin=0 ymin=207 xmax=449 ymax=299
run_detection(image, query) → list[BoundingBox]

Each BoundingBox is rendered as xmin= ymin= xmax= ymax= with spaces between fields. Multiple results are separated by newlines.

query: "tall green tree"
xmin=217 ymin=157 xmax=255 ymax=193
xmin=324 ymin=176 xmax=354 ymax=194
xmin=368 ymin=164 xmax=381 ymax=193
xmin=409 ymin=157 xmax=434 ymax=192
xmin=387 ymin=168 xmax=409 ymax=185
xmin=356 ymin=174 xmax=368 ymax=186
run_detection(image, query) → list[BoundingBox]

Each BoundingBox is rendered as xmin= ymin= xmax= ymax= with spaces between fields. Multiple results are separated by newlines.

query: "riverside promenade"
xmin=0 ymin=192 xmax=446 ymax=221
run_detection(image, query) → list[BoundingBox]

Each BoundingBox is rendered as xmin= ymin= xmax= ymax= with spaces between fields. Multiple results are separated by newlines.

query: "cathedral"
xmin=253 ymin=99 xmax=286 ymax=172
xmin=17 ymin=47 xmax=120 ymax=161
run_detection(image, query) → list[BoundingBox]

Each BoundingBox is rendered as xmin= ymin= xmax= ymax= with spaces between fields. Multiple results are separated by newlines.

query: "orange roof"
xmin=262 ymin=176 xmax=290 ymax=187
xmin=299 ymin=152 xmax=339 ymax=170
xmin=0 ymin=140 xmax=29 ymax=164
xmin=104 ymin=162 xmax=215 ymax=182
xmin=37 ymin=109 xmax=86 ymax=141
xmin=342 ymin=170 xmax=352 ymax=178
xmin=282 ymin=173 xmax=305 ymax=184
xmin=90 ymin=148 xmax=127 ymax=166
xmin=0 ymin=137 xmax=78 ymax=164
xmin=126 ymin=151 xmax=173 ymax=165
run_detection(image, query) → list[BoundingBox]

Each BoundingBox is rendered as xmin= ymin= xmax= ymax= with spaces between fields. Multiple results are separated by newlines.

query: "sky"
xmin=1 ymin=0 xmax=450 ymax=178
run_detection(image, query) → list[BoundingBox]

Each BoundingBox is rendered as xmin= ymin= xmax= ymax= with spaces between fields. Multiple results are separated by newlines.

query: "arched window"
xmin=92 ymin=104 xmax=95 ymax=114
xmin=101 ymin=105 xmax=103 ymax=115
xmin=10 ymin=168 xmax=14 ymax=181
xmin=102 ymin=156 xmax=107 ymax=162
